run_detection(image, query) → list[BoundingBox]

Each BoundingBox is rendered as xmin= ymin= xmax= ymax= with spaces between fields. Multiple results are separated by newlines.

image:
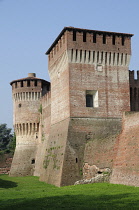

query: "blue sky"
xmin=1 ymin=0 xmax=139 ymax=130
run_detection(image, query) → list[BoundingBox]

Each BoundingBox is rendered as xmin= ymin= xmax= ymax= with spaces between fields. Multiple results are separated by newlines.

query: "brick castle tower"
xmin=39 ymin=27 xmax=133 ymax=186
xmin=9 ymin=73 xmax=49 ymax=176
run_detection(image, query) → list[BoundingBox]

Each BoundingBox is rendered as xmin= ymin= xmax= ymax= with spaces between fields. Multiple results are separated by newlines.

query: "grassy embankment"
xmin=0 ymin=175 xmax=139 ymax=209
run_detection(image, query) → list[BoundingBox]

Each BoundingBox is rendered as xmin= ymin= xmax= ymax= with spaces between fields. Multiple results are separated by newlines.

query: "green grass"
xmin=1 ymin=175 xmax=139 ymax=209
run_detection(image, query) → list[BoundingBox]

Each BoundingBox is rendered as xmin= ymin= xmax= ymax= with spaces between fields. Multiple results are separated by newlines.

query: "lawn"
xmin=0 ymin=175 xmax=139 ymax=209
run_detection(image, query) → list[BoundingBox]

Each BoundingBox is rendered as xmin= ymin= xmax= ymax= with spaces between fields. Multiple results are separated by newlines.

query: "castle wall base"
xmin=39 ymin=118 xmax=69 ymax=187
xmin=9 ymin=145 xmax=37 ymax=176
xmin=40 ymin=117 xmax=122 ymax=186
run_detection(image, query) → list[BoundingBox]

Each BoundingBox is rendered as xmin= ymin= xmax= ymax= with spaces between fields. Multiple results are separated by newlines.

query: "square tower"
xmin=47 ymin=27 xmax=133 ymax=122
xmin=40 ymin=27 xmax=133 ymax=186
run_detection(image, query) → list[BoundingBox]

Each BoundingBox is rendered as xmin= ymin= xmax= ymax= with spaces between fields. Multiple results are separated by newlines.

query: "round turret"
xmin=9 ymin=73 xmax=50 ymax=176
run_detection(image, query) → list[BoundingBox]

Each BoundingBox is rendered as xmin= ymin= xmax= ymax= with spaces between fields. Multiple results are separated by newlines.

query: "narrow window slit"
xmin=34 ymin=80 xmax=37 ymax=86
xmin=112 ymin=35 xmax=115 ymax=45
xmin=122 ymin=36 xmax=125 ymax=46
xmin=103 ymin=34 xmax=106 ymax=44
xmin=73 ymin=30 xmax=76 ymax=41
xmin=93 ymin=33 xmax=96 ymax=43
xmin=21 ymin=81 xmax=23 ymax=87
xmin=27 ymin=80 xmax=30 ymax=87
xmin=83 ymin=32 xmax=86 ymax=42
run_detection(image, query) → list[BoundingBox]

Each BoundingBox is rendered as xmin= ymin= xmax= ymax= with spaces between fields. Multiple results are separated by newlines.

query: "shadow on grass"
xmin=1 ymin=193 xmax=139 ymax=210
xmin=0 ymin=178 xmax=17 ymax=189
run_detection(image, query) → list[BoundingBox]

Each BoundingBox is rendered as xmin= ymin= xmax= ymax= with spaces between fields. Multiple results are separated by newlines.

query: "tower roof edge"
xmin=10 ymin=76 xmax=50 ymax=86
xmin=46 ymin=26 xmax=134 ymax=55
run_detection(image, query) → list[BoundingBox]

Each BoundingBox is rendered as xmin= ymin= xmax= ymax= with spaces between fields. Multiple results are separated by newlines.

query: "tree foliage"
xmin=0 ymin=124 xmax=15 ymax=153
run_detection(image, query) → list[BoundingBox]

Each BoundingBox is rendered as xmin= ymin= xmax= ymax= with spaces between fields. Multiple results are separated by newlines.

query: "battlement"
xmin=10 ymin=73 xmax=50 ymax=93
xmin=46 ymin=27 xmax=133 ymax=65
xmin=129 ymin=70 xmax=139 ymax=111
xmin=129 ymin=70 xmax=139 ymax=81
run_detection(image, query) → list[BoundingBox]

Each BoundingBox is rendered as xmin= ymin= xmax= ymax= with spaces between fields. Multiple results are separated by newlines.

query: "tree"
xmin=0 ymin=124 xmax=14 ymax=152
xmin=9 ymin=132 xmax=16 ymax=152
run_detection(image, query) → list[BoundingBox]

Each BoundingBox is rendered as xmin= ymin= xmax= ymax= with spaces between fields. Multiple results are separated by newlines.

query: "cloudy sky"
xmin=1 ymin=0 xmax=139 ymax=129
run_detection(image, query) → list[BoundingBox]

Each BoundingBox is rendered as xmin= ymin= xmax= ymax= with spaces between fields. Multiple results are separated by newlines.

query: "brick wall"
xmin=111 ymin=112 xmax=139 ymax=186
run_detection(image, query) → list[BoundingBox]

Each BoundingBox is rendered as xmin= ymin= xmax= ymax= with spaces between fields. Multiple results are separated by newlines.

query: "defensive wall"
xmin=111 ymin=111 xmax=139 ymax=186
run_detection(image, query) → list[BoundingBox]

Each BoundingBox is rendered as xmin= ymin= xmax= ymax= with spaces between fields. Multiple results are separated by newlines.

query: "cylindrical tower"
xmin=9 ymin=73 xmax=50 ymax=176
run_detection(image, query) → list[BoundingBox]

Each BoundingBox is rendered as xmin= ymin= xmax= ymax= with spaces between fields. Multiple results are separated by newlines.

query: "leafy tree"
xmin=9 ymin=132 xmax=16 ymax=152
xmin=0 ymin=124 xmax=14 ymax=152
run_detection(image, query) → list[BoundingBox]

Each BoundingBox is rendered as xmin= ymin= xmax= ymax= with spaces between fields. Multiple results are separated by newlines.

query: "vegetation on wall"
xmin=38 ymin=104 xmax=42 ymax=114
xmin=43 ymin=146 xmax=63 ymax=170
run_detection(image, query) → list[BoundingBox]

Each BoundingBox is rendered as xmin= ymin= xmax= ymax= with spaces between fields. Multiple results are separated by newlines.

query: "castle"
xmin=9 ymin=27 xmax=139 ymax=187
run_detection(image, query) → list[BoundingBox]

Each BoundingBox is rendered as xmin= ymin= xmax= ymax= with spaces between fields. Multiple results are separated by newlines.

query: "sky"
xmin=1 ymin=0 xmax=139 ymax=130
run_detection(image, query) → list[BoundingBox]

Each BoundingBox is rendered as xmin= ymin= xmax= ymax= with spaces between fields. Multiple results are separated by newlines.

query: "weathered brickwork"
xmin=10 ymin=27 xmax=139 ymax=187
xmin=111 ymin=112 xmax=139 ymax=186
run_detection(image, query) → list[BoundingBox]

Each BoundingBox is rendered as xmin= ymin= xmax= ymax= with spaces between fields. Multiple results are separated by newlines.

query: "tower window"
xmin=122 ymin=36 xmax=125 ymax=46
xmin=103 ymin=34 xmax=106 ymax=44
xmin=93 ymin=33 xmax=96 ymax=43
xmin=83 ymin=32 xmax=86 ymax=42
xmin=86 ymin=94 xmax=93 ymax=107
xmin=112 ymin=35 xmax=115 ymax=45
xmin=18 ymin=103 xmax=21 ymax=108
xmin=27 ymin=80 xmax=30 ymax=87
xmin=73 ymin=30 xmax=76 ymax=41
xmin=31 ymin=159 xmax=35 ymax=164
xmin=86 ymin=90 xmax=98 ymax=108
xmin=34 ymin=80 xmax=37 ymax=86
xmin=21 ymin=81 xmax=23 ymax=87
